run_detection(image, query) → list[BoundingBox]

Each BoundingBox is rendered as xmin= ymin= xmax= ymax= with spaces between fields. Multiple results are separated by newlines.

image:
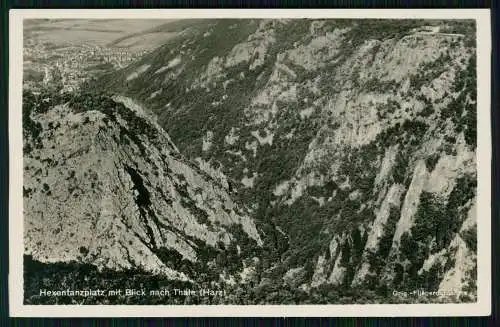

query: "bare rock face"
xmin=23 ymin=93 xmax=261 ymax=282
xmin=88 ymin=19 xmax=478 ymax=302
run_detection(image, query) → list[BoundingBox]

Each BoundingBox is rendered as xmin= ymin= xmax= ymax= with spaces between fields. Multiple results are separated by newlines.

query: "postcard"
xmin=9 ymin=8 xmax=491 ymax=317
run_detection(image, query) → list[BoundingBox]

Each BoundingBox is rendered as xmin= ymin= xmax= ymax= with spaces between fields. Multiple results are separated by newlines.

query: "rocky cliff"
xmin=101 ymin=19 xmax=478 ymax=303
xmin=23 ymin=90 xmax=262 ymax=288
xmin=23 ymin=18 xmax=479 ymax=304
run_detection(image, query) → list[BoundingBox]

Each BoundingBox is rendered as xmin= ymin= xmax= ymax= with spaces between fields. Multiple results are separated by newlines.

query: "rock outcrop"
xmin=23 ymin=92 xmax=262 ymax=284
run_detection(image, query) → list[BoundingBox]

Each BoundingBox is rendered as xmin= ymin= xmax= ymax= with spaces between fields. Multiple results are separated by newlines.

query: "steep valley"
xmin=23 ymin=18 xmax=479 ymax=304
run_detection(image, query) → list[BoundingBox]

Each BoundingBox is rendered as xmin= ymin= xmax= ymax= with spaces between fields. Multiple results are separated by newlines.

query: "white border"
xmin=9 ymin=9 xmax=492 ymax=317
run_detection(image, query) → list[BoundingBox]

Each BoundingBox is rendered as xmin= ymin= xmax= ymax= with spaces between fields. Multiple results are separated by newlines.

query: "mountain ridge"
xmin=24 ymin=18 xmax=479 ymax=304
xmin=101 ymin=19 xmax=477 ymax=302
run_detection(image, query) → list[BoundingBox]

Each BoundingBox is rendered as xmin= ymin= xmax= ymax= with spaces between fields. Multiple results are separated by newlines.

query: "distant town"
xmin=23 ymin=38 xmax=149 ymax=93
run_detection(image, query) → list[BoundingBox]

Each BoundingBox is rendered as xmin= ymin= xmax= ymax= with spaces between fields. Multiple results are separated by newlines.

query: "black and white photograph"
xmin=9 ymin=9 xmax=491 ymax=317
